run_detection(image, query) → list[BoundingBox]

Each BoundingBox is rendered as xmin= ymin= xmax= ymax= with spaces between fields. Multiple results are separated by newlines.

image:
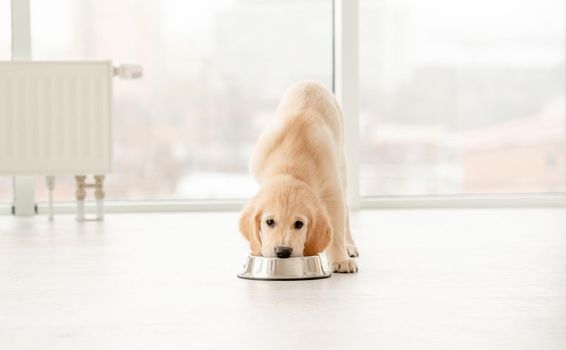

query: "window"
xmin=360 ymin=0 xmax=565 ymax=196
xmin=0 ymin=0 xmax=11 ymax=202
xmin=3 ymin=0 xmax=564 ymax=209
xmin=31 ymin=0 xmax=332 ymax=201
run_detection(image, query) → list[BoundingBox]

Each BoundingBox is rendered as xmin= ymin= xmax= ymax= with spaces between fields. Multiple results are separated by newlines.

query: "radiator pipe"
xmin=46 ymin=176 xmax=55 ymax=221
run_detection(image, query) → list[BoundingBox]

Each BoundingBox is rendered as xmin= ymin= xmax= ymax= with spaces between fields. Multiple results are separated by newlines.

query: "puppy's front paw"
xmin=331 ymin=259 xmax=358 ymax=273
xmin=346 ymin=244 xmax=359 ymax=257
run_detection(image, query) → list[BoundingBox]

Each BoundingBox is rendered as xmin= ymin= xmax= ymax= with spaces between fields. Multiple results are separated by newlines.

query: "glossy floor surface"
xmin=1 ymin=209 xmax=565 ymax=350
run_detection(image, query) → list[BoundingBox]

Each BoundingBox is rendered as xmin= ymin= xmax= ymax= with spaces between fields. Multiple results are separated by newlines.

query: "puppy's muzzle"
xmin=275 ymin=246 xmax=293 ymax=259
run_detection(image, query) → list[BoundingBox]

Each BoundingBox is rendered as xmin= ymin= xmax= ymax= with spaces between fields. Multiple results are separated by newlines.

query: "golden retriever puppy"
xmin=239 ymin=81 xmax=358 ymax=273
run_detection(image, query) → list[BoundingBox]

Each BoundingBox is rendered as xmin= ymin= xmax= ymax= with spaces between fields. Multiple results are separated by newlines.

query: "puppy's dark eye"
xmin=266 ymin=219 xmax=275 ymax=227
xmin=294 ymin=221 xmax=304 ymax=229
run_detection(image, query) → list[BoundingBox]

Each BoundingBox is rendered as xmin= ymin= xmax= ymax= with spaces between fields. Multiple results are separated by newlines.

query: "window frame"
xmin=5 ymin=0 xmax=566 ymax=216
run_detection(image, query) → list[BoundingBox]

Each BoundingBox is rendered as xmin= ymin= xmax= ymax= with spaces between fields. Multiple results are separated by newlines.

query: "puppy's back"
xmin=250 ymin=81 xmax=344 ymax=184
xmin=277 ymin=81 xmax=343 ymax=146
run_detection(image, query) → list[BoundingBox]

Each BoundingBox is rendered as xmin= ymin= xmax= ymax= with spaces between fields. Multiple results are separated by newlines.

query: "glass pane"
xmin=0 ymin=0 xmax=8 ymax=58
xmin=360 ymin=0 xmax=565 ymax=195
xmin=31 ymin=0 xmax=332 ymax=201
xmin=0 ymin=0 xmax=10 ymax=202
xmin=0 ymin=179 xmax=10 ymax=203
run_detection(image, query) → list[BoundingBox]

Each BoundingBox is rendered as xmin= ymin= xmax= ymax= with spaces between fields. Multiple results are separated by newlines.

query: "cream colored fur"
xmin=239 ymin=81 xmax=358 ymax=273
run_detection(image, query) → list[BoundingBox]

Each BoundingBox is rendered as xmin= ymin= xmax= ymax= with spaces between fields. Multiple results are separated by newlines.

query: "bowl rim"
xmin=243 ymin=254 xmax=323 ymax=261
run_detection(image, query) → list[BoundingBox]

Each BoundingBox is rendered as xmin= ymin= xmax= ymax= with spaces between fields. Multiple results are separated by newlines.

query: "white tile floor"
xmin=0 ymin=209 xmax=565 ymax=350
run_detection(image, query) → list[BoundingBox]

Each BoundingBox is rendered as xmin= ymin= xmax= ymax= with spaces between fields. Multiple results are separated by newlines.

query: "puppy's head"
xmin=239 ymin=176 xmax=332 ymax=258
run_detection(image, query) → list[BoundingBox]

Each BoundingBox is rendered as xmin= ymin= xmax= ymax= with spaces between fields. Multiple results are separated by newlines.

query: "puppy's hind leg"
xmin=340 ymin=151 xmax=359 ymax=258
xmin=345 ymin=210 xmax=359 ymax=258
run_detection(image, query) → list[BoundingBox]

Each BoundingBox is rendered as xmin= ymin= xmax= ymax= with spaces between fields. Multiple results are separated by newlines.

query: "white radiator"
xmin=0 ymin=61 xmax=113 ymax=175
xmin=0 ymin=61 xmax=142 ymax=220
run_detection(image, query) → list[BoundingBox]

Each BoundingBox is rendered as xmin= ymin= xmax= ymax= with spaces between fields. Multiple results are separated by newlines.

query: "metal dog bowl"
xmin=237 ymin=254 xmax=331 ymax=281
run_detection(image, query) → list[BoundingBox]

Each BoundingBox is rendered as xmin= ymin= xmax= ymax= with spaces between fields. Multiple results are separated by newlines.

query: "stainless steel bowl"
xmin=237 ymin=254 xmax=331 ymax=281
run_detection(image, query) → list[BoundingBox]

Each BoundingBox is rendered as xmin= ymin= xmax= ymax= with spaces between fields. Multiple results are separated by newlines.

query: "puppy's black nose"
xmin=275 ymin=246 xmax=292 ymax=259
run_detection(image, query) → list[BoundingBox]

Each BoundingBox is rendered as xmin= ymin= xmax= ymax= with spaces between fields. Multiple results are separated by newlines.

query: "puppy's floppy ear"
xmin=304 ymin=207 xmax=332 ymax=256
xmin=239 ymin=196 xmax=262 ymax=255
